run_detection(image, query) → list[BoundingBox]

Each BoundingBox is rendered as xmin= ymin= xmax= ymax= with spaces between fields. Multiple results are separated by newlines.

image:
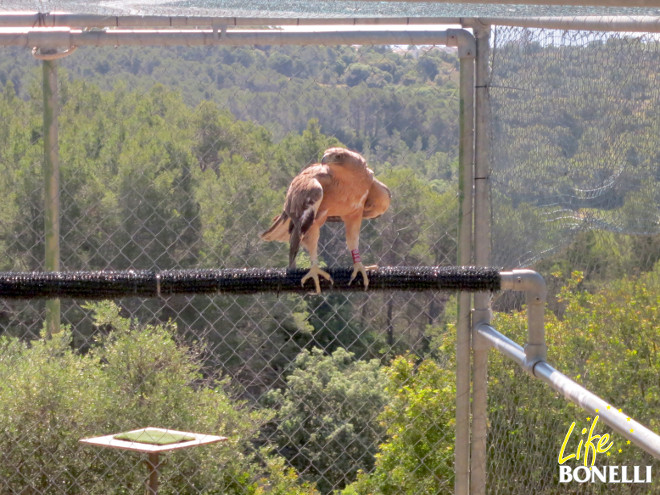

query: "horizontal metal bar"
xmin=3 ymin=13 xmax=660 ymax=34
xmin=0 ymin=266 xmax=501 ymax=299
xmin=0 ymin=29 xmax=458 ymax=49
xmin=2 ymin=14 xmax=658 ymax=35
xmin=477 ymin=324 xmax=660 ymax=461
xmin=468 ymin=15 xmax=660 ymax=33
xmin=0 ymin=13 xmax=463 ymax=28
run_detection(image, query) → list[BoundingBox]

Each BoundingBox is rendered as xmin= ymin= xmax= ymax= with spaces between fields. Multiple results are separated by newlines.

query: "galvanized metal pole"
xmin=500 ymin=270 xmax=548 ymax=367
xmin=471 ymin=16 xmax=660 ymax=32
xmin=470 ymin=22 xmax=492 ymax=495
xmin=42 ymin=59 xmax=60 ymax=337
xmin=7 ymin=30 xmax=454 ymax=50
xmin=454 ymin=29 xmax=476 ymax=495
xmin=1 ymin=14 xmax=659 ymax=33
xmin=0 ymin=13 xmax=465 ymax=28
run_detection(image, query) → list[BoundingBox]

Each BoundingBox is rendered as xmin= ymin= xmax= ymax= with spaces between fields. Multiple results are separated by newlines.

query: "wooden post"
xmin=42 ymin=59 xmax=61 ymax=337
xmin=146 ymin=452 xmax=160 ymax=495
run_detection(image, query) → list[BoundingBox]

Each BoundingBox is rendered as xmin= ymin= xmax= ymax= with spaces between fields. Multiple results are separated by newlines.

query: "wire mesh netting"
xmin=490 ymin=27 xmax=660 ymax=270
xmin=0 ymin=39 xmax=463 ymax=494
xmin=2 ymin=1 xmax=660 ymax=17
xmin=488 ymin=26 xmax=660 ymax=494
xmin=0 ymin=16 xmax=658 ymax=495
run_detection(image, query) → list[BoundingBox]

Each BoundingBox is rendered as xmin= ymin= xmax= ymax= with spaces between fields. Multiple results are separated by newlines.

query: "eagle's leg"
xmin=300 ymin=225 xmax=333 ymax=294
xmin=344 ymin=215 xmax=370 ymax=290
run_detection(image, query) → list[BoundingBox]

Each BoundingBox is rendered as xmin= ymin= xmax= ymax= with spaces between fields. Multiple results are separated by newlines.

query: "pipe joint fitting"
xmin=447 ymin=28 xmax=475 ymax=59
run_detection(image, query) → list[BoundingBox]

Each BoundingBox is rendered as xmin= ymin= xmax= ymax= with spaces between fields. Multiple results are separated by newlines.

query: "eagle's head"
xmin=321 ymin=147 xmax=366 ymax=167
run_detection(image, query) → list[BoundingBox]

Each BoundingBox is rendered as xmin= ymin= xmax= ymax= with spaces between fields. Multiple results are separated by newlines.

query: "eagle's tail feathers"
xmin=261 ymin=212 xmax=291 ymax=242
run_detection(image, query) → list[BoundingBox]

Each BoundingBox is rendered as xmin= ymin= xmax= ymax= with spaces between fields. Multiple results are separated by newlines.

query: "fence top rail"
xmin=467 ymin=15 xmax=660 ymax=32
xmin=0 ymin=266 xmax=501 ymax=299
xmin=0 ymin=28 xmax=475 ymax=49
xmin=0 ymin=13 xmax=658 ymax=32
xmin=304 ymin=0 xmax=660 ymax=5
xmin=0 ymin=13 xmax=466 ymax=28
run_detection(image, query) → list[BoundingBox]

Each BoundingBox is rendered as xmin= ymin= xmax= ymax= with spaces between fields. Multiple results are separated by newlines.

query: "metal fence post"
xmin=454 ymin=29 xmax=476 ymax=495
xmin=470 ymin=22 xmax=492 ymax=495
xmin=42 ymin=59 xmax=61 ymax=337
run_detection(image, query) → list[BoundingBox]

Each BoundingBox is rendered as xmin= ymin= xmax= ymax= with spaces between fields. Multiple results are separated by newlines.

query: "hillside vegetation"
xmin=0 ymin=38 xmax=657 ymax=493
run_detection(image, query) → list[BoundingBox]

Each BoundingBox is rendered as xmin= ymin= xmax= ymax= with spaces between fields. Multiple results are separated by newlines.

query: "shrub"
xmin=0 ymin=301 xmax=318 ymax=494
xmin=487 ymin=267 xmax=660 ymax=494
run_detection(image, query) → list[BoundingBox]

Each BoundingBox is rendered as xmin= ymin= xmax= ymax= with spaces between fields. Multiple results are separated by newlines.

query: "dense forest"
xmin=0 ymin=34 xmax=658 ymax=494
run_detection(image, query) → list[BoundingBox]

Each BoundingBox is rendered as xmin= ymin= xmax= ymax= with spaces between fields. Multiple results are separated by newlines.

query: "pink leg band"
xmin=351 ymin=249 xmax=361 ymax=263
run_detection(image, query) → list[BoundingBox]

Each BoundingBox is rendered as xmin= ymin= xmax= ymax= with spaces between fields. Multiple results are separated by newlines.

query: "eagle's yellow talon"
xmin=349 ymin=261 xmax=372 ymax=290
xmin=301 ymin=264 xmax=333 ymax=294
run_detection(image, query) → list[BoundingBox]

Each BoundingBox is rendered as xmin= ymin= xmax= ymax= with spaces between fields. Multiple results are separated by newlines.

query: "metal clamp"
xmin=32 ymin=45 xmax=78 ymax=60
xmin=212 ymin=24 xmax=227 ymax=39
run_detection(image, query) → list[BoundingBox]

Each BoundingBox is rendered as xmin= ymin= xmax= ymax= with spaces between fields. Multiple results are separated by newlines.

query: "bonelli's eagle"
xmin=261 ymin=147 xmax=390 ymax=293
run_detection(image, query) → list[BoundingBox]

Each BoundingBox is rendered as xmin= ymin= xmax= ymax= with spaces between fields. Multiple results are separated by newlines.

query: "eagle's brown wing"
xmin=362 ymin=178 xmax=391 ymax=219
xmin=262 ymin=146 xmax=381 ymax=293
xmin=261 ymin=165 xmax=330 ymax=268
xmin=325 ymin=177 xmax=391 ymax=222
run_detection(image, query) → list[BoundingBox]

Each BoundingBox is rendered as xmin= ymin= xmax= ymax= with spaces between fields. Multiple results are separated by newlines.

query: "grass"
xmin=114 ymin=428 xmax=196 ymax=445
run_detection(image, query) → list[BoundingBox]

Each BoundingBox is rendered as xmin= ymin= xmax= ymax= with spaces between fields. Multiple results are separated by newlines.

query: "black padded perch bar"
xmin=0 ymin=266 xmax=501 ymax=300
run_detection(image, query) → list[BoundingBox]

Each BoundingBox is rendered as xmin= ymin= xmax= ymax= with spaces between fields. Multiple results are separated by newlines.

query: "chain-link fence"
xmin=0 ymin=15 xmax=658 ymax=495
xmin=0 ymin=35 xmax=462 ymax=494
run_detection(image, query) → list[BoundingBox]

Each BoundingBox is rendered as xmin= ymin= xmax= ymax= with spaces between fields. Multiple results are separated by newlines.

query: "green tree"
xmin=343 ymin=355 xmax=455 ymax=495
xmin=265 ymin=348 xmax=388 ymax=493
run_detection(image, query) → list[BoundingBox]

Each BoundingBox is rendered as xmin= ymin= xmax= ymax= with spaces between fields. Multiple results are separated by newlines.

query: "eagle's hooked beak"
xmin=321 ymin=153 xmax=336 ymax=164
